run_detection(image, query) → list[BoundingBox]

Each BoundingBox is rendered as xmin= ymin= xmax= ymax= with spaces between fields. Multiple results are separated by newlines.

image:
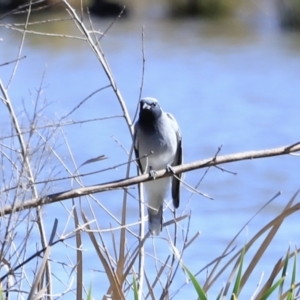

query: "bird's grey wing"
xmin=134 ymin=124 xmax=144 ymax=173
xmin=135 ymin=122 xmax=164 ymax=236
xmin=166 ymin=113 xmax=182 ymax=209
xmin=171 ymin=139 xmax=182 ymax=209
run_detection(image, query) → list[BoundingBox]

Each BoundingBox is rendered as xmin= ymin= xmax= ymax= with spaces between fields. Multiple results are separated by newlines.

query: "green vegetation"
xmin=180 ymin=244 xmax=299 ymax=299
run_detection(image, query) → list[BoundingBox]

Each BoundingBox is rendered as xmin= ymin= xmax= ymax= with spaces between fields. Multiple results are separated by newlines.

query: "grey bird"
xmin=134 ymin=97 xmax=182 ymax=235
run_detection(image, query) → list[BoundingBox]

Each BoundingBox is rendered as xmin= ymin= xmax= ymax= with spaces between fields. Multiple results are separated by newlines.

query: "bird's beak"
xmin=142 ymin=102 xmax=151 ymax=110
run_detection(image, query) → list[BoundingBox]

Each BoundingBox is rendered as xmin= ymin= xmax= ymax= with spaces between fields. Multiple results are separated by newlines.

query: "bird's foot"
xmin=166 ymin=164 xmax=175 ymax=174
xmin=149 ymin=167 xmax=157 ymax=179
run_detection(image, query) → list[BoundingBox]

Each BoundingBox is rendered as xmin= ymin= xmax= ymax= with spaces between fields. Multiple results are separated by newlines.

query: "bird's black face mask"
xmin=139 ymin=100 xmax=162 ymax=126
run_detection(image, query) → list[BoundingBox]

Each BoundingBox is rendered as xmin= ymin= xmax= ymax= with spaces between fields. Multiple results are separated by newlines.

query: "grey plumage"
xmin=134 ymin=97 xmax=182 ymax=235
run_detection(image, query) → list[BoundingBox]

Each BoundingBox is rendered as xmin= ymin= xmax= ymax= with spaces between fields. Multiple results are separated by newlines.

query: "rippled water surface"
xmin=1 ymin=2 xmax=300 ymax=298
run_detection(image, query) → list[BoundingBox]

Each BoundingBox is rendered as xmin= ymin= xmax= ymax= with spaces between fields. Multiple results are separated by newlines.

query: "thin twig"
xmin=0 ymin=74 xmax=52 ymax=296
xmin=135 ymin=25 xmax=146 ymax=299
xmin=6 ymin=17 xmax=73 ymax=26
xmin=0 ymin=219 xmax=88 ymax=282
xmin=0 ymin=24 xmax=89 ymax=40
xmin=0 ymin=56 xmax=27 ymax=67
xmin=60 ymin=85 xmax=111 ymax=120
xmin=131 ymin=25 xmax=146 ymax=126
xmin=0 ymin=154 xmax=149 ymax=193
xmin=0 ymin=115 xmax=123 ymax=141
xmin=98 ymin=6 xmax=126 ymax=42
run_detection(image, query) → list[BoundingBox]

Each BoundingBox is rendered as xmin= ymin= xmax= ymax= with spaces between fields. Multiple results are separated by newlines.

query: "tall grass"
xmin=0 ymin=1 xmax=299 ymax=299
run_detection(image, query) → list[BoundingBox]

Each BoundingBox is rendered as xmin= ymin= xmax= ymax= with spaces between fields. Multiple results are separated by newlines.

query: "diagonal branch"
xmin=0 ymin=142 xmax=299 ymax=216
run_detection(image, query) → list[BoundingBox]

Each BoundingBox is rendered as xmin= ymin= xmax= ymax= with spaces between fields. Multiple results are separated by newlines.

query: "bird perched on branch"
xmin=134 ymin=98 xmax=182 ymax=236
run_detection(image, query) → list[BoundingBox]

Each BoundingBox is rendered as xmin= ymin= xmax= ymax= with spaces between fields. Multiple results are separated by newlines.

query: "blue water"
xmin=1 ymin=4 xmax=300 ymax=299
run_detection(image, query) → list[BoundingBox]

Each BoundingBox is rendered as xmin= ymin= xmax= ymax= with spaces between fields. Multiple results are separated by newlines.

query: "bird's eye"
xmin=151 ymin=102 xmax=157 ymax=107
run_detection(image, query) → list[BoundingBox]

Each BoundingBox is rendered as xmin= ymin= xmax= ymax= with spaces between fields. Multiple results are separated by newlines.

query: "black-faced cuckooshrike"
xmin=134 ymin=98 xmax=182 ymax=235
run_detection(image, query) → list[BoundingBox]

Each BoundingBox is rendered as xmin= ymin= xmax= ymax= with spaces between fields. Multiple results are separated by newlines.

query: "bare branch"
xmin=0 ymin=142 xmax=299 ymax=216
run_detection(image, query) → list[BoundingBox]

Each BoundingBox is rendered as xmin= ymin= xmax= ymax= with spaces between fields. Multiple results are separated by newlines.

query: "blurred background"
xmin=0 ymin=0 xmax=300 ymax=298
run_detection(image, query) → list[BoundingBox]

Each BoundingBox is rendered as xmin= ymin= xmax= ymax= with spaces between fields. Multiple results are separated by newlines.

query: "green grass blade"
xmin=0 ymin=287 xmax=5 ymax=300
xmin=133 ymin=274 xmax=139 ymax=300
xmin=278 ymin=247 xmax=290 ymax=297
xmin=286 ymin=249 xmax=297 ymax=300
xmin=260 ymin=276 xmax=285 ymax=300
xmin=86 ymin=285 xmax=92 ymax=300
xmin=170 ymin=241 xmax=207 ymax=299
xmin=231 ymin=247 xmax=245 ymax=299
xmin=183 ymin=264 xmax=207 ymax=300
xmin=216 ymin=287 xmax=224 ymax=300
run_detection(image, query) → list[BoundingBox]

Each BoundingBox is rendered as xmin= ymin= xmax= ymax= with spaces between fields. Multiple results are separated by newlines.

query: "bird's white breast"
xmin=138 ymin=117 xmax=178 ymax=171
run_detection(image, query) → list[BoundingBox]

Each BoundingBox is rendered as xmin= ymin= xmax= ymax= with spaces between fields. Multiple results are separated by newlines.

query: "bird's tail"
xmin=148 ymin=205 xmax=163 ymax=236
